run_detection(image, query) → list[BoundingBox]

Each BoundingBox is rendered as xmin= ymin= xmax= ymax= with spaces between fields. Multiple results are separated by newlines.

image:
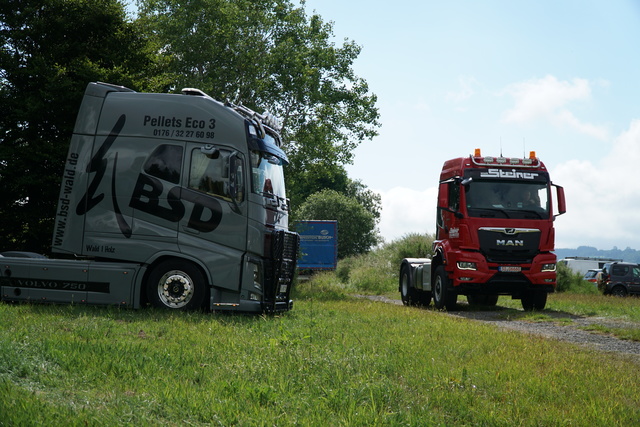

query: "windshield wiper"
xmin=519 ymin=209 xmax=545 ymax=219
xmin=468 ymin=207 xmax=510 ymax=218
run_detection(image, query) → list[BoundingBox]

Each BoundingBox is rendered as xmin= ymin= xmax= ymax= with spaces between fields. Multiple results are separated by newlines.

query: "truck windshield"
xmin=250 ymin=150 xmax=287 ymax=199
xmin=465 ymin=180 xmax=550 ymax=219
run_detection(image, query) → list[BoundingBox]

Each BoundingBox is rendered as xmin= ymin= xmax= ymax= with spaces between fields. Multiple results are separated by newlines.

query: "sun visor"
xmin=248 ymin=137 xmax=289 ymax=164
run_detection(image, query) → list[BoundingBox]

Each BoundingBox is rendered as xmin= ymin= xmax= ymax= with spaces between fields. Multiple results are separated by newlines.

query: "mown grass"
xmin=1 ymin=299 xmax=640 ymax=426
xmin=3 ymin=234 xmax=640 ymax=424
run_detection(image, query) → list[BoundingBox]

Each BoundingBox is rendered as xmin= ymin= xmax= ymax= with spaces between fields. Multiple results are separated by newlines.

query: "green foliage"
xmin=297 ymin=189 xmax=380 ymax=258
xmin=293 ymin=272 xmax=350 ymax=301
xmin=0 ymin=0 xmax=168 ymax=252
xmin=315 ymin=234 xmax=430 ymax=296
xmin=138 ymin=0 xmax=380 ymax=212
xmin=384 ymin=232 xmax=435 ymax=269
xmin=342 ymin=254 xmax=396 ymax=294
xmin=1 ymin=0 xmax=380 ymax=252
xmin=556 ymin=262 xmax=598 ymax=294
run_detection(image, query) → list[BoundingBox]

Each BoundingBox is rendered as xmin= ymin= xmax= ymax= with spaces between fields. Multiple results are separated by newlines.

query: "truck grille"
xmin=478 ymin=227 xmax=540 ymax=263
xmin=264 ymin=230 xmax=299 ymax=312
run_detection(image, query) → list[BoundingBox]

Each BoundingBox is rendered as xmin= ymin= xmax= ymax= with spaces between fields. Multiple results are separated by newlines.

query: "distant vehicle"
xmin=295 ymin=220 xmax=338 ymax=270
xmin=597 ymin=262 xmax=640 ymax=297
xmin=558 ymin=257 xmax=621 ymax=275
xmin=582 ymin=269 xmax=600 ymax=283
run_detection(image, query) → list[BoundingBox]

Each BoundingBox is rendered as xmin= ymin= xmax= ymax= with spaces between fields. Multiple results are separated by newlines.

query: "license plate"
xmin=499 ymin=266 xmax=521 ymax=272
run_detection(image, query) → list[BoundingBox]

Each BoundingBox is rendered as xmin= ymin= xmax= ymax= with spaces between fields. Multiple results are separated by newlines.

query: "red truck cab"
xmin=430 ymin=149 xmax=566 ymax=310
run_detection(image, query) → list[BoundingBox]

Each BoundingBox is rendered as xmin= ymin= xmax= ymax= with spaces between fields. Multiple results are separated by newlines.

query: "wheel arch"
xmin=140 ymin=255 xmax=211 ymax=306
xmin=431 ymin=249 xmax=446 ymax=283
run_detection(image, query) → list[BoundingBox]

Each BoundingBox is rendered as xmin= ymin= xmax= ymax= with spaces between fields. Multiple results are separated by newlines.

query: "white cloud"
xmin=551 ymin=119 xmax=640 ymax=249
xmin=502 ymin=75 xmax=609 ymax=140
xmin=376 ymin=186 xmax=438 ymax=243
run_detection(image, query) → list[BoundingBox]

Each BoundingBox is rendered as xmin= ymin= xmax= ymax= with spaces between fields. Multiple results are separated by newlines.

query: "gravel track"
xmin=359 ymin=295 xmax=640 ymax=357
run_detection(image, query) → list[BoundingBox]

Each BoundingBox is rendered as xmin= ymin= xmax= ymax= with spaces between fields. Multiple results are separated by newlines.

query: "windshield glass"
xmin=465 ymin=180 xmax=550 ymax=219
xmin=250 ymin=150 xmax=286 ymax=199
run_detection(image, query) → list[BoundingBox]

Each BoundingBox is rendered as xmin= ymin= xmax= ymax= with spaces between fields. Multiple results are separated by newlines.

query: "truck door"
xmin=177 ymin=144 xmax=248 ymax=291
xmin=437 ymin=180 xmax=461 ymax=240
xmin=631 ymin=265 xmax=640 ymax=294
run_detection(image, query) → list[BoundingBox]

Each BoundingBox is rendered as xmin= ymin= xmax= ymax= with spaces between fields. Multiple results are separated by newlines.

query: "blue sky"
xmin=300 ymin=0 xmax=640 ymax=250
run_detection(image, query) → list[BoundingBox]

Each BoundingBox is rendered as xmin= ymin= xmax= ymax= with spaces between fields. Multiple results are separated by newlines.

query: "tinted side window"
xmin=189 ymin=148 xmax=245 ymax=202
xmin=612 ymin=265 xmax=630 ymax=277
xmin=449 ymin=182 xmax=460 ymax=211
xmin=144 ymin=145 xmax=183 ymax=184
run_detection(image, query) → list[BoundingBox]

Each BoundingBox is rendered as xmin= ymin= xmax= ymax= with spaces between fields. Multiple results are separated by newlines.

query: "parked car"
xmin=583 ymin=269 xmax=601 ymax=284
xmin=597 ymin=262 xmax=640 ymax=296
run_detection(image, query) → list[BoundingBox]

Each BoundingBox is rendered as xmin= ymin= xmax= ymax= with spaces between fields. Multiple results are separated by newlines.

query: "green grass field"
xmin=1 ymin=294 xmax=639 ymax=426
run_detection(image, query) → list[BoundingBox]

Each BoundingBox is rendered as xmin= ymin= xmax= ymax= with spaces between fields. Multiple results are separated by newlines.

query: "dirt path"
xmin=359 ymin=295 xmax=640 ymax=357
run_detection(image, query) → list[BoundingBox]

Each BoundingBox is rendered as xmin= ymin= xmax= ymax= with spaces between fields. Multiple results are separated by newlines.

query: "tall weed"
xmin=556 ymin=262 xmax=598 ymax=294
xmin=384 ymin=232 xmax=435 ymax=268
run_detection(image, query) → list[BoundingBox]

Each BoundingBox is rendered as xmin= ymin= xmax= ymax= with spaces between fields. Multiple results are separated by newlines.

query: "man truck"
xmin=0 ymin=82 xmax=299 ymax=313
xmin=399 ymin=149 xmax=566 ymax=311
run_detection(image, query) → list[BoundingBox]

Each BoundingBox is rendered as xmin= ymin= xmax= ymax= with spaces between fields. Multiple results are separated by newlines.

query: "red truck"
xmin=400 ymin=149 xmax=566 ymax=311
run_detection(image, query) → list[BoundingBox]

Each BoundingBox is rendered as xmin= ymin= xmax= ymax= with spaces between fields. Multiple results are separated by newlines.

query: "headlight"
xmin=541 ymin=263 xmax=556 ymax=272
xmin=252 ymin=263 xmax=263 ymax=290
xmin=457 ymin=261 xmax=477 ymax=270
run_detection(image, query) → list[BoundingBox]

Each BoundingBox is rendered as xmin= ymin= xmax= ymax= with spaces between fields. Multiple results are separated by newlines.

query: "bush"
xmin=346 ymin=254 xmax=396 ymax=295
xmin=555 ymin=262 xmax=599 ymax=294
xmin=384 ymin=232 xmax=435 ymax=269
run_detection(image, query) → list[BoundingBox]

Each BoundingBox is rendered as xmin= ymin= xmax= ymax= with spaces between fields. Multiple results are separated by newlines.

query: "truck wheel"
xmin=147 ymin=261 xmax=208 ymax=310
xmin=400 ymin=263 xmax=418 ymax=306
xmin=433 ymin=266 xmax=457 ymax=310
xmin=611 ymin=285 xmax=628 ymax=297
xmin=521 ymin=291 xmax=547 ymax=311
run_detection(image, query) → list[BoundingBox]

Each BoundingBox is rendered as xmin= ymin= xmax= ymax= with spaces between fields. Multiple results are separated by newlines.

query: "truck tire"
xmin=433 ymin=266 xmax=457 ymax=310
xmin=611 ymin=285 xmax=628 ymax=297
xmin=521 ymin=290 xmax=547 ymax=311
xmin=400 ymin=263 xmax=418 ymax=306
xmin=467 ymin=294 xmax=499 ymax=307
xmin=400 ymin=263 xmax=432 ymax=306
xmin=147 ymin=260 xmax=208 ymax=310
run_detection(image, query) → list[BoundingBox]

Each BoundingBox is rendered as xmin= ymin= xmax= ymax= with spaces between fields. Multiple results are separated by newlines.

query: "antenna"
xmin=500 ymin=137 xmax=503 ymax=157
xmin=523 ymin=138 xmax=526 ymax=158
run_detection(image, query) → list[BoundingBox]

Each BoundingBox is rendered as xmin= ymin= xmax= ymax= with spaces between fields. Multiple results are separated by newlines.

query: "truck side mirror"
xmin=228 ymin=153 xmax=244 ymax=211
xmin=437 ymin=182 xmax=449 ymax=209
xmin=554 ymin=184 xmax=566 ymax=217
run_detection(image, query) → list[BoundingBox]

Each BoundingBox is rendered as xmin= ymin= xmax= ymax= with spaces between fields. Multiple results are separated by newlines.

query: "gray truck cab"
xmin=2 ymin=82 xmax=298 ymax=312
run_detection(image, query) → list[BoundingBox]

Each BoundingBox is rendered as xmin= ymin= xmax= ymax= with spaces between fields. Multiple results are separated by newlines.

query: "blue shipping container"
xmin=295 ymin=221 xmax=338 ymax=270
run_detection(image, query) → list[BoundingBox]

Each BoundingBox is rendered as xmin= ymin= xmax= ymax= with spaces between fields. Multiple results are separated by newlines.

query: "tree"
xmin=0 ymin=0 xmax=167 ymax=252
xmin=137 ymin=0 xmax=380 ymax=206
xmin=297 ymin=189 xmax=379 ymax=258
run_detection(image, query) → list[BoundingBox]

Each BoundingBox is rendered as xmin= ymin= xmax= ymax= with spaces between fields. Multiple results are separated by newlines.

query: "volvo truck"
xmin=399 ymin=149 xmax=566 ymax=311
xmin=1 ymin=82 xmax=299 ymax=313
